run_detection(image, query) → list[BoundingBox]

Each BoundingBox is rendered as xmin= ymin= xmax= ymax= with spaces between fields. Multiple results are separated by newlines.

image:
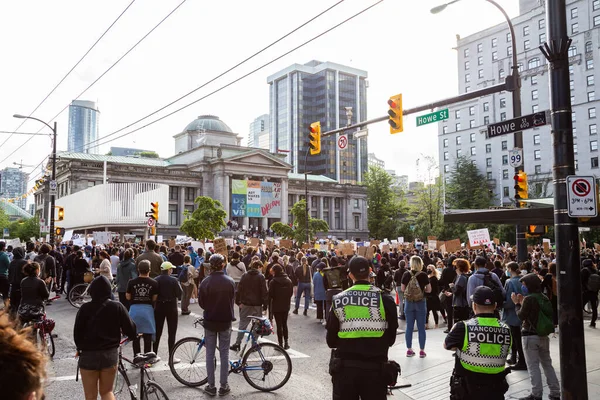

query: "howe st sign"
xmin=416 ymin=109 xmax=449 ymax=127
xmin=487 ymin=111 xmax=548 ymax=138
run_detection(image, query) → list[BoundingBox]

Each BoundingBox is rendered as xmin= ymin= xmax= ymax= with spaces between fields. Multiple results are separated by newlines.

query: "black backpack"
xmin=480 ymin=270 xmax=505 ymax=308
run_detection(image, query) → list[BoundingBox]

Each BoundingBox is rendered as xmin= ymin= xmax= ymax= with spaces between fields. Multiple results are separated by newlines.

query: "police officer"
xmin=326 ymin=256 xmax=398 ymax=400
xmin=444 ymin=286 xmax=512 ymax=400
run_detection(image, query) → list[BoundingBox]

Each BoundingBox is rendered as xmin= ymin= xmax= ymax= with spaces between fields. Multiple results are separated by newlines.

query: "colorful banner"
xmin=231 ymin=179 xmax=282 ymax=218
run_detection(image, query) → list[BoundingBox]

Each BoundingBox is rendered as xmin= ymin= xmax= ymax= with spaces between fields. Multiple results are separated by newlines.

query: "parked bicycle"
xmin=68 ymin=273 xmax=117 ymax=308
xmin=113 ymin=335 xmax=169 ymax=400
xmin=168 ymin=316 xmax=292 ymax=392
xmin=22 ymin=295 xmax=60 ymax=358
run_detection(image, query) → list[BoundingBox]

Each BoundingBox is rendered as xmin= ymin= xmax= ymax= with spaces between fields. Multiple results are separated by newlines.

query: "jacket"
xmin=8 ymin=247 xmax=27 ymax=292
xmin=516 ymin=273 xmax=544 ymax=335
xmin=236 ymin=269 xmax=268 ymax=308
xmin=74 ymin=276 xmax=136 ymax=351
xmin=502 ymin=276 xmax=523 ymax=327
xmin=198 ymin=271 xmax=235 ymax=332
xmin=295 ymin=264 xmax=312 ymax=284
xmin=116 ymin=258 xmax=138 ymax=292
xmin=440 ymin=266 xmax=457 ymax=292
xmin=20 ymin=276 xmax=49 ymax=309
xmin=33 ymin=253 xmax=56 ymax=280
xmin=286 ymin=262 xmax=298 ymax=286
xmin=268 ymin=273 xmax=293 ymax=314
xmin=226 ymin=259 xmax=247 ymax=283
xmin=135 ymin=251 xmax=164 ymax=278
xmin=452 ymin=274 xmax=469 ymax=308
xmin=168 ymin=251 xmax=184 ymax=267
xmin=313 ymin=271 xmax=327 ymax=301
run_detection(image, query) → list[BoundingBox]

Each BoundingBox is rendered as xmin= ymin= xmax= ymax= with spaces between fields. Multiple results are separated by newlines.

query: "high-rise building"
xmin=0 ymin=167 xmax=28 ymax=210
xmin=249 ymin=114 xmax=270 ymax=148
xmin=268 ymin=60 xmax=368 ymax=184
xmin=438 ymin=0 xmax=600 ymax=205
xmin=68 ymin=100 xmax=100 ymax=154
xmin=257 ymin=130 xmax=270 ymax=150
xmin=368 ymin=153 xmax=386 ymax=169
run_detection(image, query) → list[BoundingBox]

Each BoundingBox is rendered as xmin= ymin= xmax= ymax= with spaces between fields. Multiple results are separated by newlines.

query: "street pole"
xmin=49 ymin=121 xmax=57 ymax=246
xmin=540 ymin=0 xmax=587 ymax=397
xmin=304 ymin=146 xmax=310 ymax=245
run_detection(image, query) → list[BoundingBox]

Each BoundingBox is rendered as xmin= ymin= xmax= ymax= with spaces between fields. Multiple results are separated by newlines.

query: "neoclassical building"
xmin=35 ymin=115 xmax=369 ymax=240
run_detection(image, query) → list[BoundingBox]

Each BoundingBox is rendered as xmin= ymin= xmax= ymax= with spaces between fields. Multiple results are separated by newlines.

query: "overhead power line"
xmin=0 ymin=0 xmax=137 ymax=150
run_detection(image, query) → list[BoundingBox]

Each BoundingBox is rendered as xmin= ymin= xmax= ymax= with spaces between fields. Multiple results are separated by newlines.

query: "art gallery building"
xmin=34 ymin=116 xmax=369 ymax=240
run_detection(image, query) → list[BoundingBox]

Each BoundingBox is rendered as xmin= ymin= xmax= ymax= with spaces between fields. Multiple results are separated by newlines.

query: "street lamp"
xmin=431 ymin=0 xmax=526 ymax=262
xmin=13 ymin=114 xmax=58 ymax=246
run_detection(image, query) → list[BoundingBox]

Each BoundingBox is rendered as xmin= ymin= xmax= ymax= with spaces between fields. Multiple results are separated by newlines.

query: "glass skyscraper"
xmin=248 ymin=114 xmax=270 ymax=148
xmin=0 ymin=167 xmax=29 ymax=210
xmin=267 ymin=61 xmax=368 ymax=184
xmin=68 ymin=100 xmax=99 ymax=154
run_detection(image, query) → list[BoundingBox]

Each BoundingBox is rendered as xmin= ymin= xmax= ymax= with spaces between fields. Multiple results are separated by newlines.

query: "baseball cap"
xmin=187 ymin=246 xmax=194 ymax=252
xmin=348 ymin=256 xmax=370 ymax=275
xmin=471 ymin=286 xmax=495 ymax=306
xmin=161 ymin=262 xmax=175 ymax=271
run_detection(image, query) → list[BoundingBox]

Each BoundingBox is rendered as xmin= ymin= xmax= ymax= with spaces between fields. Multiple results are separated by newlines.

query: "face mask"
xmin=505 ymin=270 xmax=511 ymax=277
xmin=521 ymin=284 xmax=529 ymax=296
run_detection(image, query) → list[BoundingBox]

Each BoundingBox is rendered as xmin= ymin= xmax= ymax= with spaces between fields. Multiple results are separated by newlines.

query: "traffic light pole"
xmin=49 ymin=121 xmax=57 ymax=247
xmin=540 ymin=0 xmax=587 ymax=397
xmin=304 ymin=147 xmax=310 ymax=245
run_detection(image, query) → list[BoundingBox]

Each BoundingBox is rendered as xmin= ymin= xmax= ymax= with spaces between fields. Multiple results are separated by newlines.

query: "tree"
xmin=271 ymin=199 xmax=329 ymax=245
xmin=446 ymin=156 xmax=494 ymax=210
xmin=180 ymin=196 xmax=227 ymax=240
xmin=8 ymin=218 xmax=40 ymax=242
xmin=364 ymin=166 xmax=403 ymax=240
xmin=0 ymin=206 xmax=10 ymax=234
xmin=408 ymin=156 xmax=445 ymax=239
xmin=137 ymin=151 xmax=159 ymax=159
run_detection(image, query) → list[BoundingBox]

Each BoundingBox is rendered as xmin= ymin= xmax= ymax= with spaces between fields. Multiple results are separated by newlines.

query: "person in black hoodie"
xmin=439 ymin=257 xmax=457 ymax=333
xmin=74 ymin=275 xmax=136 ymax=400
xmin=8 ymin=246 xmax=27 ymax=316
xmin=269 ymin=264 xmax=293 ymax=349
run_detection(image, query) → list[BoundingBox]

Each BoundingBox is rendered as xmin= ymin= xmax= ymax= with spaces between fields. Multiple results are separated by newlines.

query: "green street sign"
xmin=416 ymin=109 xmax=449 ymax=127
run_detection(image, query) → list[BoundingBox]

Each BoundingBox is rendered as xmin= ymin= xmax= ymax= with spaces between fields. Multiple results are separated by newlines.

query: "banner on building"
xmin=231 ymin=180 xmax=282 ymax=218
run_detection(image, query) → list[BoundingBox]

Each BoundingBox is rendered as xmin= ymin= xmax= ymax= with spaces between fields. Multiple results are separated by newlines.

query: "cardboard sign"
xmin=341 ymin=243 xmax=354 ymax=256
xmin=543 ymin=242 xmax=550 ymax=254
xmin=445 ymin=239 xmax=461 ymax=253
xmin=213 ymin=237 xmax=227 ymax=256
xmin=249 ymin=238 xmax=260 ymax=247
xmin=169 ymin=239 xmax=176 ymax=249
xmin=427 ymin=236 xmax=437 ymax=241
xmin=382 ymin=244 xmax=390 ymax=253
xmin=366 ymin=246 xmax=375 ymax=259
xmin=357 ymin=246 xmax=368 ymax=257
xmin=302 ymin=243 xmax=310 ymax=250
xmin=266 ymin=239 xmax=274 ymax=249
xmin=467 ymin=228 xmax=491 ymax=247
xmin=371 ymin=240 xmax=381 ymax=247
xmin=595 ymin=243 xmax=600 ymax=252
xmin=439 ymin=244 xmax=447 ymax=254
xmin=427 ymin=240 xmax=437 ymax=250
xmin=280 ymin=239 xmax=293 ymax=249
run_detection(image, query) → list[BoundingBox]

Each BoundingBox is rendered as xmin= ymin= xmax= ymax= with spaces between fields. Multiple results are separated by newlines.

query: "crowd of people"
xmin=1 ymin=236 xmax=599 ymax=399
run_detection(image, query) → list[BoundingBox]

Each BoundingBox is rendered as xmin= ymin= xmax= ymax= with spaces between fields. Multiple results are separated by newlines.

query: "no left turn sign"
xmin=566 ymin=175 xmax=597 ymax=218
xmin=337 ymin=134 xmax=348 ymax=150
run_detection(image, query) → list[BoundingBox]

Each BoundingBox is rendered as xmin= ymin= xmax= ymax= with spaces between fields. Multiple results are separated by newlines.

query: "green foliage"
xmin=0 ymin=206 xmax=10 ymax=233
xmin=180 ymin=196 xmax=227 ymax=240
xmin=11 ymin=218 xmax=40 ymax=242
xmin=270 ymin=199 xmax=329 ymax=245
xmin=364 ymin=166 xmax=404 ymax=240
xmin=410 ymin=176 xmax=445 ymax=240
xmin=137 ymin=151 xmax=159 ymax=159
xmin=446 ymin=156 xmax=494 ymax=210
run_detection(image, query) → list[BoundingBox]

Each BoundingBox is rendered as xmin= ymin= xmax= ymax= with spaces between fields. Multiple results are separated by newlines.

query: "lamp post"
xmin=13 ymin=114 xmax=57 ymax=246
xmin=432 ymin=0 xmax=526 ymax=262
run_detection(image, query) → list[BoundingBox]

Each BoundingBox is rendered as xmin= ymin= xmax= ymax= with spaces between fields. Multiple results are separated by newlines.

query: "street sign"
xmin=337 ymin=134 xmax=348 ymax=150
xmin=509 ymin=148 xmax=523 ymax=168
xmin=49 ymin=180 xmax=57 ymax=196
xmin=487 ymin=111 xmax=548 ymax=138
xmin=354 ymin=128 xmax=368 ymax=139
xmin=566 ymin=175 xmax=597 ymax=218
xmin=145 ymin=211 xmax=154 ymax=217
xmin=147 ymin=217 xmax=155 ymax=227
xmin=416 ymin=109 xmax=449 ymax=127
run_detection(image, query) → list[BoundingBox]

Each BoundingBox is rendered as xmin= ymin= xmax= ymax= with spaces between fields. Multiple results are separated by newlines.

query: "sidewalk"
xmin=390 ymin=320 xmax=600 ymax=399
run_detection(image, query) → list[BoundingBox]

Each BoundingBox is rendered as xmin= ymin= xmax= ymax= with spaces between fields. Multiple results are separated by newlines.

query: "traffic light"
xmin=527 ymin=225 xmax=546 ymax=236
xmin=55 ymin=227 xmax=65 ymax=236
xmin=514 ymin=171 xmax=528 ymax=206
xmin=309 ymin=121 xmax=321 ymax=155
xmin=57 ymin=207 xmax=64 ymax=221
xmin=151 ymin=202 xmax=159 ymax=222
xmin=388 ymin=94 xmax=403 ymax=134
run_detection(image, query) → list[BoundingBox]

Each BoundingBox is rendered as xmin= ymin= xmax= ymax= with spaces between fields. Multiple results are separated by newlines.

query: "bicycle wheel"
xmin=68 ymin=284 xmax=91 ymax=308
xmin=242 ymin=342 xmax=292 ymax=392
xmin=169 ymin=337 xmax=208 ymax=387
xmin=114 ymin=367 xmax=134 ymax=400
xmin=144 ymin=381 xmax=169 ymax=400
xmin=40 ymin=330 xmax=55 ymax=358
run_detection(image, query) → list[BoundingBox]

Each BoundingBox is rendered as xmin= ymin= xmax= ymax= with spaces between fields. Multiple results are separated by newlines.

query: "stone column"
xmin=223 ymin=174 xmax=230 ymax=221
xmin=331 ymin=196 xmax=336 ymax=230
xmin=178 ymin=186 xmax=185 ymax=227
xmin=319 ymin=196 xmax=324 ymax=220
xmin=261 ymin=177 xmax=268 ymax=230
xmin=281 ymin=179 xmax=289 ymax=224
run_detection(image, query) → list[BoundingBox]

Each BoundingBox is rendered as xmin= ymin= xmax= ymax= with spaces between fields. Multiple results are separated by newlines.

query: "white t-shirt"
xmin=110 ymin=255 xmax=120 ymax=275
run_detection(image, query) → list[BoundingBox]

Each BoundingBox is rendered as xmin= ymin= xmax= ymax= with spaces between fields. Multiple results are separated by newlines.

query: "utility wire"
xmin=1 ymin=0 xmax=187 ymax=166
xmin=0 ymin=0 xmax=137 ymax=150
xmin=68 ymin=0 xmax=346 ymax=153
xmin=84 ymin=0 xmax=383 ymax=153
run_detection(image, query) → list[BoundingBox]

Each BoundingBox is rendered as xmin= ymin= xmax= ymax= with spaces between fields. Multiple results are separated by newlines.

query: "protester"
xmin=503 ymin=262 xmax=527 ymax=370
xmin=401 ymin=256 xmax=431 ymax=357
xmin=8 ymin=246 xmax=27 ymax=315
xmin=153 ymin=262 xmax=182 ymax=360
xmin=98 ymin=251 xmax=113 ymax=282
xmin=135 ymin=240 xmax=163 ymax=279
xmin=268 ymin=264 xmax=293 ymax=349
xmin=313 ymin=262 xmax=327 ymax=324
xmin=116 ymin=249 xmax=137 ymax=310
xmin=225 ymin=252 xmax=246 ymax=290
xmin=447 ymin=258 xmax=470 ymax=325
xmin=294 ymin=256 xmax=312 ymax=316
xmin=581 ymin=258 xmax=600 ymax=327
xmin=126 ymin=260 xmax=158 ymax=360
xmin=18 ymin=262 xmax=50 ymax=323
xmin=179 ymin=255 xmax=195 ymax=315
xmin=425 ymin=264 xmax=443 ymax=329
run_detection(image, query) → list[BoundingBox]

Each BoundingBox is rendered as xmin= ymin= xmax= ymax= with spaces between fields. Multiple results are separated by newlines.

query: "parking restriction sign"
xmin=566 ymin=175 xmax=597 ymax=217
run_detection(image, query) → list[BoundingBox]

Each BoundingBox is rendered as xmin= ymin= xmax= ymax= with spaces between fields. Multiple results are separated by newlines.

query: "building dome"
xmin=184 ymin=115 xmax=233 ymax=133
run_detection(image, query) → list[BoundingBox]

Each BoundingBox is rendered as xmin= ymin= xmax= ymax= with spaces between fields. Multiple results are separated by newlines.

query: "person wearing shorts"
xmin=74 ymin=276 xmax=136 ymax=400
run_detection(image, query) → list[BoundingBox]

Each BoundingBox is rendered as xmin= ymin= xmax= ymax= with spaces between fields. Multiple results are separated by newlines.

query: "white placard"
xmin=157 ymin=235 xmax=163 ymax=244
xmin=428 ymin=240 xmax=437 ymax=250
xmin=93 ymin=231 xmax=112 ymax=245
xmin=7 ymin=238 xmax=21 ymax=248
xmin=73 ymin=238 xmax=85 ymax=247
xmin=467 ymin=228 xmax=491 ymax=247
xmin=398 ymin=237 xmax=404 ymax=243
xmin=191 ymin=241 xmax=204 ymax=250
xmin=62 ymin=230 xmax=74 ymax=242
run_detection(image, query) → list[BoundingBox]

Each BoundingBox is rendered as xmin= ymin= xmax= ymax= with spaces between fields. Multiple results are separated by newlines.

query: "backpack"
xmin=404 ymin=272 xmax=424 ymax=302
xmin=178 ymin=267 xmax=189 ymax=283
xmin=480 ymin=270 xmax=505 ymax=308
xmin=587 ymin=268 xmax=600 ymax=292
xmin=530 ymin=293 xmax=555 ymax=336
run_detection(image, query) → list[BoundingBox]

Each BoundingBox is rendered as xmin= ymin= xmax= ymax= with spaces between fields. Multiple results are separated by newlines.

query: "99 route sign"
xmin=486 ymin=111 xmax=548 ymax=138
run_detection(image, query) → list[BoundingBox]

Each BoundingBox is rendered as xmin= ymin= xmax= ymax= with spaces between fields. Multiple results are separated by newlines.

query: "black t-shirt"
xmin=126 ymin=277 xmax=159 ymax=305
xmin=401 ymin=270 xmax=429 ymax=290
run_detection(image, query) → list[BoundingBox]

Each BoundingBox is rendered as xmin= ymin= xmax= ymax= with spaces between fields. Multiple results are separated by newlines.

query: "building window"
xmin=478 ymin=56 xmax=483 ymax=66
xmin=467 ymin=107 xmax=474 ymax=117
xmin=465 ymin=86 xmax=470 ymax=93
xmin=185 ymin=187 xmax=195 ymax=202
xmin=568 ymin=46 xmax=578 ymax=58
xmin=575 ymin=159 xmax=579 ymax=170
xmin=470 ymin=120 xmax=476 ymax=128
xmin=502 ymin=140 xmax=507 ymax=150
xmin=464 ymin=48 xmax=470 ymax=57
xmin=503 ymin=169 xmax=509 ymax=179
xmin=486 ymin=143 xmax=491 ymax=153
xmin=443 ymin=126 xmax=448 ymax=134
xmin=334 ymin=198 xmax=341 ymax=209
xmin=592 ymin=140 xmax=598 ymax=152
xmin=457 ymin=149 xmax=462 ymax=157
xmin=354 ymin=199 xmax=359 ymax=208
xmin=470 ymin=147 xmax=476 ymax=156
xmin=456 ymin=136 xmax=462 ymax=145
xmin=534 ymin=134 xmax=540 ymax=145
xmin=523 ymin=26 xmax=530 ymax=36
xmin=535 ymin=165 xmax=542 ymax=174
xmin=478 ymin=69 xmax=484 ymax=79
xmin=443 ymin=138 xmax=449 ymax=147
xmin=503 ymin=187 xmax=510 ymax=197
xmin=499 ymin=69 xmax=506 ymax=79
xmin=354 ymin=215 xmax=360 ymax=230
xmin=483 ymin=102 xmax=489 ymax=112
xmin=312 ymin=197 xmax=318 ymax=208
xmin=594 ymin=15 xmax=600 ymax=27
xmin=506 ymin=32 xmax=511 ymax=42
xmin=588 ymin=75 xmax=595 ymax=86
xmin=532 ymin=89 xmax=538 ymax=100
xmin=531 ymin=75 xmax=538 ymax=85
xmin=184 ymin=204 xmax=194 ymax=215
xmin=465 ymin=74 xmax=471 ymax=83
xmin=456 ymin=123 xmax=461 ymax=131
xmin=572 ymin=23 xmax=579 ymax=34
xmin=532 ymin=105 xmax=539 ymax=113
xmin=539 ymin=33 xmax=546 ymax=44
xmin=589 ymin=91 xmax=596 ymax=102
xmin=570 ymin=80 xmax=575 ymax=91
xmin=539 ymin=19 xmax=545 ymax=29
xmin=589 ymin=108 xmax=596 ymax=119
xmin=487 ymin=172 xmax=493 ymax=180
xmin=492 ymin=51 xmax=498 ymax=61
xmin=455 ymin=110 xmax=461 ymax=119
xmin=469 ymin=132 xmax=476 ymax=142
xmin=592 ymin=157 xmax=599 ymax=168
xmin=572 ymin=95 xmax=575 ymax=104
xmin=484 ymin=116 xmax=490 ymax=124
xmin=169 ymin=204 xmax=178 ymax=226
xmin=500 ymin=98 xmax=506 ymax=108
xmin=502 ymin=155 xmax=508 ymax=165
xmin=594 ymin=0 xmax=600 ymax=11
xmin=574 ymin=126 xmax=577 ymax=136
xmin=524 ymin=40 xmax=531 ymax=51
xmin=491 ymin=38 xmax=498 ymax=48
xmin=169 ymin=186 xmax=179 ymax=200
xmin=528 ymin=58 xmax=541 ymax=69
xmin=477 ymin=43 xmax=483 ymax=53
xmin=465 ymin=61 xmax=470 ymax=70
xmin=591 ymin=124 xmax=598 ymax=135
xmin=443 ymin=151 xmax=449 ymax=161
xmin=587 ymin=59 xmax=594 ymax=70
xmin=324 ymin=198 xmax=329 ymax=209
xmin=569 ymin=65 xmax=574 ymax=75
xmin=534 ymin=150 xmax=541 ymax=160
xmin=501 ymin=112 xmax=506 ymax=121
xmin=507 ymin=46 xmax=512 ymax=57
xmin=486 ymin=158 xmax=492 ymax=167
xmin=335 ymin=212 xmax=341 ymax=230
xmin=586 ymin=41 xmax=593 ymax=53
xmin=571 ymin=7 xmax=578 ymax=19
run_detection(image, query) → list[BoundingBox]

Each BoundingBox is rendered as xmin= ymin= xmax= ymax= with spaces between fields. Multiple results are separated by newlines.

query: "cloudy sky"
xmin=0 ymin=0 xmax=519 ymax=191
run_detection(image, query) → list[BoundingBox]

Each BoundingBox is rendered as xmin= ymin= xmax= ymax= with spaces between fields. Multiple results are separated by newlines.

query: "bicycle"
xmin=22 ymin=295 xmax=60 ymax=358
xmin=68 ymin=276 xmax=118 ymax=308
xmin=168 ymin=316 xmax=292 ymax=392
xmin=112 ymin=336 xmax=169 ymax=400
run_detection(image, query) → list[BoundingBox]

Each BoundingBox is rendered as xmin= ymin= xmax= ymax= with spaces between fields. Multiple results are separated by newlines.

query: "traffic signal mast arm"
xmin=318 ymin=81 xmax=509 ymax=138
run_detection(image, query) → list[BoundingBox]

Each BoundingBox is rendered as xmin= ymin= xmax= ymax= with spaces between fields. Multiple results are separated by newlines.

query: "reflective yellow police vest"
xmin=457 ymin=317 xmax=512 ymax=374
xmin=332 ymin=284 xmax=387 ymax=338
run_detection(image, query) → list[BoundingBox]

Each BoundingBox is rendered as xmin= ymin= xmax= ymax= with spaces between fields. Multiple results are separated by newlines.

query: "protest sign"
xmin=280 ymin=239 xmax=293 ymax=249
xmin=427 ymin=240 xmax=437 ymax=250
xmin=250 ymin=238 xmax=260 ymax=247
xmin=467 ymin=228 xmax=491 ymax=247
xmin=445 ymin=239 xmax=461 ymax=253
xmin=213 ymin=237 xmax=227 ymax=256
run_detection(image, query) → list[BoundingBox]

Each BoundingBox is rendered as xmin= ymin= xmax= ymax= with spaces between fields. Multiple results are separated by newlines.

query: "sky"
xmin=0 ymin=0 xmax=520 ymax=196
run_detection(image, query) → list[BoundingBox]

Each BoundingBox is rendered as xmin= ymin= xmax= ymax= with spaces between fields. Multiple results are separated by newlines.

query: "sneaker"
xmin=149 ymin=356 xmax=161 ymax=364
xmin=172 ymin=358 xmax=181 ymax=364
xmin=517 ymin=395 xmax=541 ymax=400
xmin=218 ymin=384 xmax=231 ymax=396
xmin=181 ymin=310 xmax=191 ymax=315
xmin=303 ymin=309 xmax=308 ymax=316
xmin=230 ymin=344 xmax=240 ymax=352
xmin=292 ymin=309 xmax=298 ymax=315
xmin=419 ymin=350 xmax=427 ymax=358
xmin=204 ymin=385 xmax=217 ymax=396
xmin=590 ymin=322 xmax=596 ymax=328
xmin=443 ymin=329 xmax=450 ymax=334
xmin=406 ymin=349 xmax=415 ymax=357
xmin=511 ymin=363 xmax=527 ymax=371
xmin=284 ymin=342 xmax=290 ymax=350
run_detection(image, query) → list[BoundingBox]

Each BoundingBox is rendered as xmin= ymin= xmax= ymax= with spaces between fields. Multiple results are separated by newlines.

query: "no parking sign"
xmin=566 ymin=175 xmax=597 ymax=217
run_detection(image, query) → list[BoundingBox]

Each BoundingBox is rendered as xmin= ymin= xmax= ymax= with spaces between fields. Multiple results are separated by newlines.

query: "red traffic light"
xmin=388 ymin=99 xmax=397 ymax=108
xmin=310 ymin=126 xmax=317 ymax=133
xmin=514 ymin=174 xmax=526 ymax=182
